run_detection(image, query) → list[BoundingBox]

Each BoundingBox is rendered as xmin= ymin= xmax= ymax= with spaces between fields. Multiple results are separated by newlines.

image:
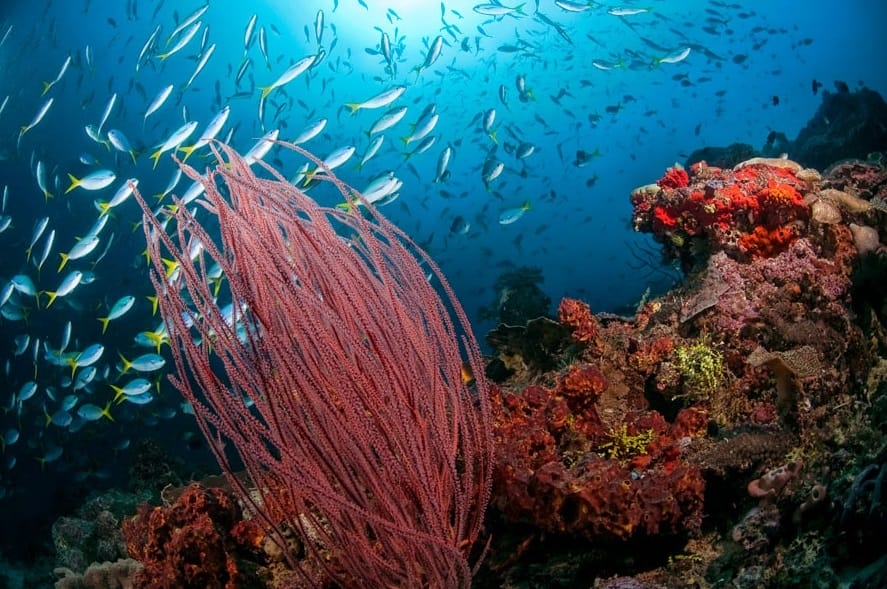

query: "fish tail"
xmin=64 ymin=173 xmax=80 ymax=194
xmin=98 ymin=317 xmax=110 ymax=334
xmin=97 ymin=201 xmax=112 ymax=217
xmin=515 ymin=3 xmax=526 ymax=15
xmin=344 ymin=102 xmax=360 ymax=115
xmin=44 ymin=290 xmax=58 ymax=308
xmin=129 ymin=151 xmax=137 ymax=165
xmin=157 ymin=51 xmax=170 ymax=60
xmin=58 ymin=253 xmax=69 ymax=272
xmin=117 ymin=352 xmax=131 ymax=374
xmin=41 ymin=82 xmax=52 ymax=96
xmin=178 ymin=144 xmax=196 ymax=162
xmin=160 ymin=257 xmax=179 ymax=278
xmin=149 ymin=149 xmax=163 ymax=169
xmin=146 ymin=295 xmax=159 ymax=315
xmin=259 ymin=85 xmax=273 ymax=99
xmin=100 ymin=400 xmax=115 ymax=421
xmin=489 ymin=130 xmax=498 ymax=144
xmin=42 ymin=188 xmax=53 ymax=201
xmin=400 ymin=135 xmax=411 ymax=147
xmin=522 ymin=200 xmax=532 ymax=211
xmin=19 ymin=125 xmax=29 ymax=137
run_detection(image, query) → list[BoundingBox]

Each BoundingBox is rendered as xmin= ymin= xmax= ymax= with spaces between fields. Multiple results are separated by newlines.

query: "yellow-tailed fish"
xmin=107 ymin=129 xmax=137 ymax=164
xmin=19 ymin=97 xmax=54 ymax=139
xmin=184 ymin=43 xmax=215 ymax=89
xmin=143 ymin=84 xmax=173 ymax=124
xmin=43 ymin=270 xmax=83 ymax=308
xmin=158 ymin=21 xmax=201 ymax=60
xmin=65 ymin=169 xmax=116 ymax=194
xmin=97 ymin=295 xmax=135 ymax=333
xmin=166 ymin=3 xmax=208 ymax=45
xmin=58 ymin=236 xmax=100 ymax=271
xmin=42 ymin=55 xmax=71 ymax=95
xmin=149 ymin=121 xmax=198 ymax=169
xmin=344 ymin=85 xmax=406 ymax=114
xmin=178 ymin=105 xmax=229 ymax=161
xmin=258 ymin=54 xmax=316 ymax=99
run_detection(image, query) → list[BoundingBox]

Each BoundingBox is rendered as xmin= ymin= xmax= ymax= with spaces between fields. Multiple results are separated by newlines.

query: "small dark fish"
xmin=732 ymin=54 xmax=747 ymax=64
xmin=107 ymin=17 xmax=117 ymax=27
xmin=811 ymin=79 xmax=823 ymax=95
xmin=772 ymin=95 xmax=779 ymax=106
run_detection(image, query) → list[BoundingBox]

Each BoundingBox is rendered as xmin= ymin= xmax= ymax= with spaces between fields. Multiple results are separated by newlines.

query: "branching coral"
xmin=673 ymin=337 xmax=726 ymax=401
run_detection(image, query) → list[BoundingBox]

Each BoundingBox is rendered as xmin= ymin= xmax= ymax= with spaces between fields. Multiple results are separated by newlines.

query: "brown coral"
xmin=122 ymin=484 xmax=266 ymax=589
xmin=558 ymin=297 xmax=598 ymax=344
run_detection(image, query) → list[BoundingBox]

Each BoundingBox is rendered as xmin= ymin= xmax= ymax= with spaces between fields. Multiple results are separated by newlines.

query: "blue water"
xmin=0 ymin=0 xmax=886 ymax=563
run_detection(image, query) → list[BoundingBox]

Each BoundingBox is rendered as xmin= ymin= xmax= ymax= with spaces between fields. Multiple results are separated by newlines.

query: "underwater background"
xmin=1 ymin=0 xmax=887 ymax=585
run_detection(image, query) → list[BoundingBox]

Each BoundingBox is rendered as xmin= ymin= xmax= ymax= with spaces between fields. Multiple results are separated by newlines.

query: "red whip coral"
xmin=133 ymin=143 xmax=493 ymax=588
xmin=631 ymin=160 xmax=811 ymax=263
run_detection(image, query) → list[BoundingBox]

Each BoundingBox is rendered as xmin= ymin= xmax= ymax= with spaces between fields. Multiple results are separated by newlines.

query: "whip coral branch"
xmin=132 ymin=141 xmax=493 ymax=588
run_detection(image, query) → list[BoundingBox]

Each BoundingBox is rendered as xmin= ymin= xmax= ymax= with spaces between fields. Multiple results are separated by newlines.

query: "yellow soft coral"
xmin=599 ymin=423 xmax=655 ymax=462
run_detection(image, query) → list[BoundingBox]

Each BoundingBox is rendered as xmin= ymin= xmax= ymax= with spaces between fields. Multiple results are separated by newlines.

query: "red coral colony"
xmin=478 ymin=154 xmax=887 ymax=587
xmin=632 ymin=160 xmax=811 ymax=264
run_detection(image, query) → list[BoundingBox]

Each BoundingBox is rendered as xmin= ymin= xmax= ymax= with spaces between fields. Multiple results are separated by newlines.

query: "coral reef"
xmin=122 ymin=484 xmax=268 ymax=589
xmin=480 ymin=154 xmax=887 ymax=587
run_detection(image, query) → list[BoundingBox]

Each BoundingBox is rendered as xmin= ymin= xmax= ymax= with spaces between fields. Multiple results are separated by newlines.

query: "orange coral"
xmin=739 ymin=225 xmax=798 ymax=258
xmin=557 ymin=298 xmax=597 ymax=343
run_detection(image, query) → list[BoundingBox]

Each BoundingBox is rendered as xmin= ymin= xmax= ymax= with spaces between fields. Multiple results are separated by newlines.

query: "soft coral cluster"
xmin=122 ymin=484 xmax=266 ymax=589
xmin=491 ymin=362 xmax=707 ymax=541
xmin=632 ymin=160 xmax=811 ymax=264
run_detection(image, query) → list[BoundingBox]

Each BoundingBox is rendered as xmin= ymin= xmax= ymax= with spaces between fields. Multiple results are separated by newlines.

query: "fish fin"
xmin=58 ymin=253 xmax=70 ymax=272
xmin=149 ymin=149 xmax=163 ymax=169
xmin=160 ymin=257 xmax=179 ymax=278
xmin=178 ymin=144 xmax=196 ymax=162
xmin=64 ymin=174 xmax=80 ymax=194
xmin=111 ymin=385 xmax=126 ymax=404
xmin=117 ymin=352 xmax=131 ymax=374
xmin=101 ymin=400 xmax=115 ymax=421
